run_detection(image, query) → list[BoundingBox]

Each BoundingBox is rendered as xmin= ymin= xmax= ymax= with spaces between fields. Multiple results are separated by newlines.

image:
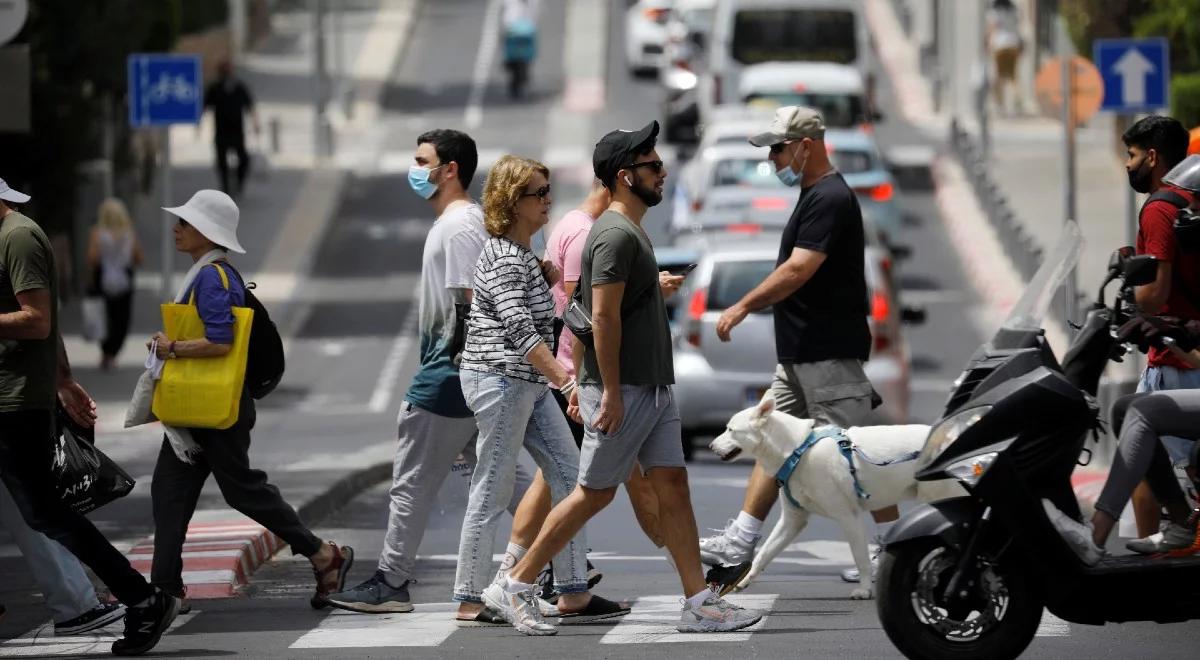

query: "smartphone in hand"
xmin=668 ymin=263 xmax=698 ymax=277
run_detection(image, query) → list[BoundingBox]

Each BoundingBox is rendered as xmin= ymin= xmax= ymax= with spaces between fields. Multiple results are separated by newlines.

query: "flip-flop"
xmin=557 ymin=595 xmax=632 ymax=623
xmin=455 ymin=607 xmax=507 ymax=626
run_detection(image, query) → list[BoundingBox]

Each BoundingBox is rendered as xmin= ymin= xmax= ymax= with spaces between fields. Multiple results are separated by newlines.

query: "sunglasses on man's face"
xmin=769 ymin=142 xmax=793 ymax=155
xmin=624 ymin=159 xmax=665 ymax=174
xmin=521 ymin=184 xmax=552 ymax=200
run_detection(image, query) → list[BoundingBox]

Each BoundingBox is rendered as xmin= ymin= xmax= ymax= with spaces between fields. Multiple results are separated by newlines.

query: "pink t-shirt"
xmin=544 ymin=209 xmax=595 ymax=379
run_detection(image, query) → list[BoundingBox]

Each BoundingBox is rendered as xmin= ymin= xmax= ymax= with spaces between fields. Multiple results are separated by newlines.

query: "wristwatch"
xmin=167 ymin=341 xmax=178 ymax=359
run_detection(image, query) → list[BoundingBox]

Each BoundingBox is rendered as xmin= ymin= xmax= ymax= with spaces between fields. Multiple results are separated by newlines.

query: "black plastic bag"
xmin=51 ymin=406 xmax=136 ymax=514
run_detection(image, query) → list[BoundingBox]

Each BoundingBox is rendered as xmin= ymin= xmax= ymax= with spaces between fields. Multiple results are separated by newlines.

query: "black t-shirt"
xmin=205 ymin=79 xmax=254 ymax=140
xmin=774 ymin=172 xmax=871 ymax=364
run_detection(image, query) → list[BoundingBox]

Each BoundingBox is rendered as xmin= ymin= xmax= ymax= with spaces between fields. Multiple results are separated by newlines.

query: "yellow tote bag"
xmin=152 ymin=263 xmax=254 ymax=430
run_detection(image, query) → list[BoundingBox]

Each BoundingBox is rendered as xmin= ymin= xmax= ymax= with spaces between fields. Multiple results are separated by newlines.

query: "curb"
xmin=121 ymin=460 xmax=392 ymax=600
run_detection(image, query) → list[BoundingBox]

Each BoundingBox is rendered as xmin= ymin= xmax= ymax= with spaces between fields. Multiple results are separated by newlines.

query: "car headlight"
xmin=916 ymin=406 xmax=992 ymax=470
xmin=944 ymin=451 xmax=999 ymax=486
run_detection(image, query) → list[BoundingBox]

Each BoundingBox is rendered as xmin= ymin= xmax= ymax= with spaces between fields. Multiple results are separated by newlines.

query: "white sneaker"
xmin=1126 ymin=521 xmax=1197 ymax=554
xmin=1042 ymin=499 xmax=1104 ymax=566
xmin=699 ymin=520 xmax=758 ymax=566
xmin=676 ymin=592 xmax=763 ymax=633
xmin=840 ymin=537 xmax=883 ymax=583
xmin=481 ymin=583 xmax=557 ymax=636
xmin=492 ymin=569 xmax=560 ymax=617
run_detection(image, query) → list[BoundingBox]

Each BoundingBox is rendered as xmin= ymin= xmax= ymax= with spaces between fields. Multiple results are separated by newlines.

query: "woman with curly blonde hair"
xmin=454 ymin=155 xmax=627 ymax=630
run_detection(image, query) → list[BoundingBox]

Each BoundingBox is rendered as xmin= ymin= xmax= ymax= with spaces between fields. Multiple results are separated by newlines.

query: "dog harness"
xmin=774 ymin=426 xmax=922 ymax=506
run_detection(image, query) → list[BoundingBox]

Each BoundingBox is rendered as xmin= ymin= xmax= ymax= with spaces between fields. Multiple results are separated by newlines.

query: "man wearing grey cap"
xmin=0 ymin=179 xmax=181 ymax=654
xmin=700 ymin=106 xmax=896 ymax=587
xmin=483 ymin=121 xmax=763 ymax=636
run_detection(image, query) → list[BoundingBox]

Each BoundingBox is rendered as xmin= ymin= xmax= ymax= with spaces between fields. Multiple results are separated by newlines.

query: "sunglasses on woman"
xmin=521 ymin=184 xmax=552 ymax=200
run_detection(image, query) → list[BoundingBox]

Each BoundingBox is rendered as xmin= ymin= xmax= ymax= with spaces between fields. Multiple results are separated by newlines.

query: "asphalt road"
xmin=2 ymin=1 xmax=1196 ymax=658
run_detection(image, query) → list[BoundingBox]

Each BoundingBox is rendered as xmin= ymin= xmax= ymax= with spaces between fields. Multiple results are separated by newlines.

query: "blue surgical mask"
xmin=774 ymin=145 xmax=808 ymax=187
xmin=408 ymin=164 xmax=444 ymax=199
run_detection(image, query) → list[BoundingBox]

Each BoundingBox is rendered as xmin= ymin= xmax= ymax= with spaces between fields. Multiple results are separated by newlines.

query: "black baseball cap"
xmin=593 ymin=120 xmax=660 ymax=187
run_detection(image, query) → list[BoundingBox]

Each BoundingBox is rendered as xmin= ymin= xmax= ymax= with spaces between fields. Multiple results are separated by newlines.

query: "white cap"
xmin=163 ymin=190 xmax=245 ymax=254
xmin=0 ymin=178 xmax=30 ymax=204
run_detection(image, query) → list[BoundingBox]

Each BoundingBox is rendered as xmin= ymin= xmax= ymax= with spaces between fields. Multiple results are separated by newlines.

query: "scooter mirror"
xmin=1123 ymin=254 xmax=1159 ymax=286
xmin=1108 ymin=246 xmax=1135 ymax=273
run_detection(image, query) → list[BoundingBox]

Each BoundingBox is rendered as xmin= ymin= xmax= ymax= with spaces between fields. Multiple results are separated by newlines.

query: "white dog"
xmin=708 ymin=396 xmax=964 ymax=599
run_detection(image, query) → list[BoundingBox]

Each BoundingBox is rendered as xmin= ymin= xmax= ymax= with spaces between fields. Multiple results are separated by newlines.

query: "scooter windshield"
xmin=1000 ymin=220 xmax=1084 ymax=332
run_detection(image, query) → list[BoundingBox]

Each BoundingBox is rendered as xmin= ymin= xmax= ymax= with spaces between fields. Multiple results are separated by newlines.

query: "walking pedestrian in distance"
xmin=204 ymin=61 xmax=260 ymax=197
xmin=0 ymin=176 xmax=179 ymax=655
xmin=986 ymin=0 xmax=1023 ymax=115
xmin=147 ymin=189 xmax=353 ymax=612
xmin=86 ymin=198 xmax=143 ymax=370
xmin=482 ymin=121 xmax=763 ymax=636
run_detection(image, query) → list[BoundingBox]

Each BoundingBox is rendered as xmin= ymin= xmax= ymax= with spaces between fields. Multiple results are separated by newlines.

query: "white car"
xmin=625 ymin=0 xmax=673 ymax=74
xmin=737 ymin=61 xmax=879 ymax=128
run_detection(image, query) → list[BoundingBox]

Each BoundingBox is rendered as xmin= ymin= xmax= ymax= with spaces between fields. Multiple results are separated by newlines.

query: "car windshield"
xmin=1001 ymin=220 xmax=1084 ymax=331
xmin=744 ymin=93 xmax=866 ymax=128
xmin=712 ymin=152 xmax=874 ymax=187
xmin=708 ymin=259 xmax=778 ymax=310
xmin=732 ymin=9 xmax=857 ymax=65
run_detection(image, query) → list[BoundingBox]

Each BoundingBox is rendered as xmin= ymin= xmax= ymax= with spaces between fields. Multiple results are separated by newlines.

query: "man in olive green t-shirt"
xmin=0 ymin=180 xmax=180 ymax=653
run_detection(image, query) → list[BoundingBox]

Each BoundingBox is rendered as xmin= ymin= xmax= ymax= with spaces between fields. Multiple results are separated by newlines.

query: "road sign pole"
xmin=160 ymin=127 xmax=173 ymax=303
xmin=1058 ymin=17 xmax=1078 ymax=328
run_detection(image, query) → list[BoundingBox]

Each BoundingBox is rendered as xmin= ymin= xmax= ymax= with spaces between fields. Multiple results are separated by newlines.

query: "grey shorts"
xmin=577 ymin=384 xmax=685 ymax=489
xmin=771 ymin=359 xmax=877 ymax=427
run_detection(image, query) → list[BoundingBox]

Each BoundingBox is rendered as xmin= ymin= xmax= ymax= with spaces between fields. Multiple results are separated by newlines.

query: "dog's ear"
xmin=753 ymin=395 xmax=776 ymax=427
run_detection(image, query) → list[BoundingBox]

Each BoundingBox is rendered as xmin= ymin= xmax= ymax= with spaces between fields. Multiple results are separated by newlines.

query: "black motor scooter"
xmin=875 ymin=220 xmax=1200 ymax=660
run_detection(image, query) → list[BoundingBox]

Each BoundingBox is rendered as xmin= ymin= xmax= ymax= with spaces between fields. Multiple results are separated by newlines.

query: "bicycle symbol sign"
xmin=128 ymin=54 xmax=202 ymax=126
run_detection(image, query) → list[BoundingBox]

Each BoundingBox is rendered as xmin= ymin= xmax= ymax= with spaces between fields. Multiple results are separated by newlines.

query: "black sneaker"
xmin=111 ymin=590 xmax=180 ymax=656
xmin=536 ymin=560 xmax=604 ymax=604
xmin=56 ymin=602 xmax=127 ymax=635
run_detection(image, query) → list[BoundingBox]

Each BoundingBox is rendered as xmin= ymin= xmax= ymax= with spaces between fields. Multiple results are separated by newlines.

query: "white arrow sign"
xmin=1113 ymin=47 xmax=1156 ymax=106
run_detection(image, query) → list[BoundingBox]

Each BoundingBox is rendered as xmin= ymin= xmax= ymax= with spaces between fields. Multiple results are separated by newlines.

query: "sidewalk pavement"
xmin=867 ymin=0 xmax=1119 ymax=512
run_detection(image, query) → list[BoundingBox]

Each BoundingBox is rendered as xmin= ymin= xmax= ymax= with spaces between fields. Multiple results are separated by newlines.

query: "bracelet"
xmin=167 ymin=340 xmax=178 ymax=359
xmin=559 ymin=378 xmax=577 ymax=397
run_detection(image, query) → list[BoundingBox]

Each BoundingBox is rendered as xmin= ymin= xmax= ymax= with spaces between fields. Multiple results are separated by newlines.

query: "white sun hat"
xmin=163 ymin=189 xmax=245 ymax=254
xmin=0 ymin=178 xmax=30 ymax=204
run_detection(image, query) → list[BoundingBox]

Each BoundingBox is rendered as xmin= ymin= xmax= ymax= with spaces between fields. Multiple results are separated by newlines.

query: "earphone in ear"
xmin=624 ymin=175 xmax=633 ymax=187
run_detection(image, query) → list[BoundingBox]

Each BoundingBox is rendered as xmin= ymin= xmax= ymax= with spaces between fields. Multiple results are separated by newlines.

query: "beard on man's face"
xmin=630 ymin=179 xmax=663 ymax=207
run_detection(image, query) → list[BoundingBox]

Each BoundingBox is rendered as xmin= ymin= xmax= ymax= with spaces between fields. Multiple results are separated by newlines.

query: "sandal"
xmin=556 ymin=595 xmax=631 ymax=623
xmin=310 ymin=541 xmax=354 ymax=609
xmin=455 ymin=607 xmax=507 ymax=626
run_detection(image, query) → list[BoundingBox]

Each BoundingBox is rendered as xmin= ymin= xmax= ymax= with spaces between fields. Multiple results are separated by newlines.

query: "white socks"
xmin=732 ymin=511 xmax=764 ymax=544
xmin=499 ymin=542 xmax=527 ymax=572
xmin=686 ymin=587 xmax=714 ymax=609
xmin=504 ymin=576 xmax=535 ymax=594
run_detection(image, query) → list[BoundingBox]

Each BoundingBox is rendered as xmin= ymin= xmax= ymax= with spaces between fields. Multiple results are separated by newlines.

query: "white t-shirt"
xmin=404 ymin=201 xmax=489 ymax=417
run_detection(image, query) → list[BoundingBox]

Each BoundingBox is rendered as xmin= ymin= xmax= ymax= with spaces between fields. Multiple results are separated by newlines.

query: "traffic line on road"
xmin=0 ymin=612 xmax=198 ymax=657
xmin=368 ymin=303 xmax=419 ymax=414
xmin=464 ymin=0 xmax=502 ymax=129
xmin=599 ymin=594 xmax=775 ymax=644
xmin=1036 ymin=611 xmax=1071 ymax=637
xmin=291 ymin=603 xmax=459 ymax=649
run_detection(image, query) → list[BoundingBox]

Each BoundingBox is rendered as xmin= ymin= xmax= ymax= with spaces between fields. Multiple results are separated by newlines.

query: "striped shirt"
xmin=461 ymin=237 xmax=556 ymax=383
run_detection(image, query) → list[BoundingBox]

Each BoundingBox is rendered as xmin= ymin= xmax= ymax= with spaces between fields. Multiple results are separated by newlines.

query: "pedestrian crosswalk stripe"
xmin=1035 ymin=610 xmax=1070 ymax=637
xmin=290 ymin=603 xmax=460 ymax=648
xmin=0 ymin=612 xmax=198 ymax=657
xmin=599 ymin=594 xmax=776 ymax=644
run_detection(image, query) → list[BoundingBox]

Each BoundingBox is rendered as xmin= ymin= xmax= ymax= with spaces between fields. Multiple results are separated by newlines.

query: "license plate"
xmin=746 ymin=386 xmax=769 ymax=406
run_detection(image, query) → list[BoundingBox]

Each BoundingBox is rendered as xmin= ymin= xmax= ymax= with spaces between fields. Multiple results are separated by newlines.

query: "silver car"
xmin=664 ymin=229 xmax=919 ymax=459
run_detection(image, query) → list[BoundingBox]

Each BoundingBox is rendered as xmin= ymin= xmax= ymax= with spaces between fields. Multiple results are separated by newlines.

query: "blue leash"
xmin=774 ymin=427 xmax=922 ymax=505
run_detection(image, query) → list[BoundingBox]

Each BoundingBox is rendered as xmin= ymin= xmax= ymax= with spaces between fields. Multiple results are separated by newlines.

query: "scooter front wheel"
xmin=876 ymin=538 xmax=1043 ymax=660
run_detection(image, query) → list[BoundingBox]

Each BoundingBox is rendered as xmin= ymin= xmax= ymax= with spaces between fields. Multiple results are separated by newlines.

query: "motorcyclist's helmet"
xmin=1166 ymin=155 xmax=1200 ymax=252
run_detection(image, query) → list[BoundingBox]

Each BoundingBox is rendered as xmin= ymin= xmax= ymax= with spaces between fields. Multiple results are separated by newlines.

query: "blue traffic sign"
xmin=1094 ymin=38 xmax=1170 ymax=113
xmin=127 ymin=54 xmax=203 ymax=126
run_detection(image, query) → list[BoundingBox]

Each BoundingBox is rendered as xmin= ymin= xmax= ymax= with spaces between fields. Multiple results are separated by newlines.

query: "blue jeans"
xmin=454 ymin=369 xmax=587 ymax=602
xmin=0 ymin=483 xmax=98 ymax=622
xmin=1137 ymin=366 xmax=1200 ymax=466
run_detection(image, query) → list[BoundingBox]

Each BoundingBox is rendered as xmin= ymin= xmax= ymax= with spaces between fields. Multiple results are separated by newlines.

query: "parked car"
xmin=738 ymin=61 xmax=880 ymax=129
xmin=664 ymin=226 xmax=920 ymax=459
xmin=699 ymin=0 xmax=874 ymax=126
xmin=625 ymin=0 xmax=674 ymax=75
xmin=671 ymin=129 xmax=902 ymax=242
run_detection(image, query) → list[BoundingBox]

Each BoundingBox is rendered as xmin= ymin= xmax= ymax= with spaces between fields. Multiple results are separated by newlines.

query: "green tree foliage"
xmin=0 ymin=0 xmax=227 ymax=236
